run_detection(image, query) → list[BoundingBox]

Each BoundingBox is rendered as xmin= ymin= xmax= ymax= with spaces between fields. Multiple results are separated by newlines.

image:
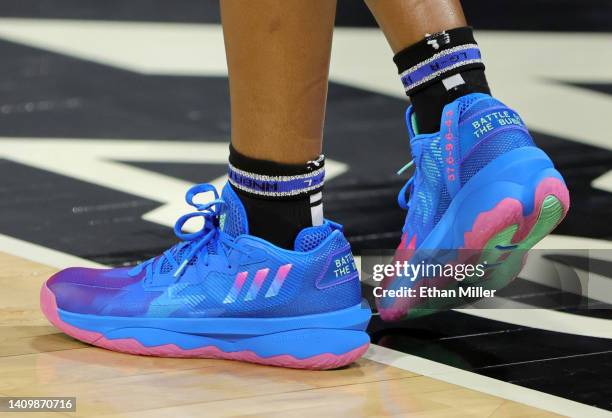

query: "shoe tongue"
xmin=220 ymin=183 xmax=249 ymax=238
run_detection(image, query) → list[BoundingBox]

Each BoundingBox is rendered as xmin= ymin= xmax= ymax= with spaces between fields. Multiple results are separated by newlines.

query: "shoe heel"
xmin=460 ymin=177 xmax=569 ymax=289
xmin=463 ymin=176 xmax=569 ymax=249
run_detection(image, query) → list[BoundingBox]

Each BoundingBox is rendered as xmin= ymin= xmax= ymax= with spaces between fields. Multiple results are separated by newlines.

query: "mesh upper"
xmin=460 ymin=129 xmax=534 ymax=185
xmin=294 ymin=223 xmax=333 ymax=252
xmin=417 ymin=138 xmax=446 ymax=229
xmin=160 ymin=257 xmax=173 ymax=273
xmin=404 ymin=94 xmax=536 ymax=244
xmin=159 ymin=241 xmax=203 ymax=274
xmin=223 ymin=198 xmax=247 ymax=237
xmin=49 ymin=182 xmax=361 ymax=319
xmin=457 ymin=93 xmax=510 ymax=122
xmin=457 ymin=93 xmax=486 ymax=115
xmin=49 ymin=219 xmax=361 ymax=318
xmin=220 ymin=183 xmax=249 ymax=237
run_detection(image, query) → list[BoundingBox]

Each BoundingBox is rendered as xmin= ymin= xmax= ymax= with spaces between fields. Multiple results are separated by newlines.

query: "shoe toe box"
xmin=44 ymin=267 xmax=145 ymax=315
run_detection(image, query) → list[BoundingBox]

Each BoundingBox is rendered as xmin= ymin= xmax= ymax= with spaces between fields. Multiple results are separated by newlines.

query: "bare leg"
xmin=220 ymin=0 xmax=337 ymax=248
xmin=221 ymin=0 xmax=337 ymax=164
xmin=365 ymin=0 xmax=486 ymax=133
xmin=365 ymin=0 xmax=467 ymax=53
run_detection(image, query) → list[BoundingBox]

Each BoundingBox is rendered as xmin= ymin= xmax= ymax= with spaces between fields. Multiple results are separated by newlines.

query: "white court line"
xmin=0 ymin=138 xmax=348 ymax=231
xmin=2 ymin=234 xmax=610 ymax=417
xmin=364 ymin=345 xmax=611 ymax=418
xmin=0 ymin=234 xmax=104 ymax=269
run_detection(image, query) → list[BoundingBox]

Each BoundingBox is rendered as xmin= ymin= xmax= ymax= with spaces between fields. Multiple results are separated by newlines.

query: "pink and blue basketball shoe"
xmin=41 ymin=183 xmax=371 ymax=369
xmin=377 ymin=93 xmax=570 ymax=320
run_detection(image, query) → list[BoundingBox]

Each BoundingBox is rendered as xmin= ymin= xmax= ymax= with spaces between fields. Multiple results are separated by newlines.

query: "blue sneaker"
xmin=377 ymin=93 xmax=570 ymax=320
xmin=41 ymin=183 xmax=371 ymax=369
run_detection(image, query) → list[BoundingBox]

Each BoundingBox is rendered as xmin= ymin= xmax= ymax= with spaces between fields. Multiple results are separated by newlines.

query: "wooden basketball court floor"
xmin=1 ymin=242 xmax=605 ymax=418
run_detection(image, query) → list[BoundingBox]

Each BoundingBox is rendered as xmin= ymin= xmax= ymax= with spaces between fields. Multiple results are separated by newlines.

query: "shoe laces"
xmin=131 ymin=183 xmax=242 ymax=280
xmin=396 ymin=160 xmax=414 ymax=210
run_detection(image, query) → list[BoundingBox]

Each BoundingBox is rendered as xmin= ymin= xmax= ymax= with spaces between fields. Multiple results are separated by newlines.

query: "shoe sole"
xmin=379 ymin=175 xmax=570 ymax=320
xmin=460 ymin=178 xmax=568 ymax=289
xmin=40 ymin=286 xmax=371 ymax=370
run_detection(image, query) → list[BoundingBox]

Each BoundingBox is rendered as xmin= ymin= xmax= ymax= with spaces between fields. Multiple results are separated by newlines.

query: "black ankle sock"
xmin=228 ymin=145 xmax=324 ymax=249
xmin=393 ymin=26 xmax=491 ymax=133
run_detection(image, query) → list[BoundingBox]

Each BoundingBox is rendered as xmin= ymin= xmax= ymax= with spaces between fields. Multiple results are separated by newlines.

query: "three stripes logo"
xmin=223 ymin=264 xmax=292 ymax=304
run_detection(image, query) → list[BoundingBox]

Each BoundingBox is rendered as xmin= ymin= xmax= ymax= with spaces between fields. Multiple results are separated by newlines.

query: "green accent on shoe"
xmin=474 ymin=195 xmax=565 ymax=292
xmin=519 ymin=195 xmax=565 ymax=249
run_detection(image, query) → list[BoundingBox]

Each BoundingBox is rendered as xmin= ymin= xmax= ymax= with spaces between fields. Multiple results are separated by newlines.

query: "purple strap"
xmin=228 ymin=164 xmax=324 ymax=197
xmin=401 ymin=45 xmax=482 ymax=93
